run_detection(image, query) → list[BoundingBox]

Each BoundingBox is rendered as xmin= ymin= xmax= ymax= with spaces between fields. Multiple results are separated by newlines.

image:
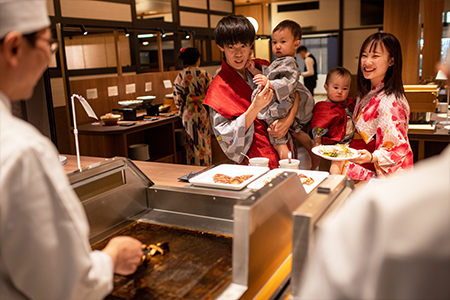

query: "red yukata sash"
xmin=203 ymin=59 xmax=280 ymax=169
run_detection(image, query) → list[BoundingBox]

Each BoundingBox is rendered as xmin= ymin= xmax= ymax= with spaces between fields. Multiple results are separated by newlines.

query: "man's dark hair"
xmin=273 ymin=20 xmax=302 ymax=40
xmin=356 ymin=32 xmax=404 ymax=99
xmin=325 ymin=67 xmax=352 ymax=85
xmin=178 ymin=47 xmax=200 ymax=67
xmin=214 ymin=14 xmax=255 ymax=47
xmin=297 ymin=45 xmax=307 ymax=54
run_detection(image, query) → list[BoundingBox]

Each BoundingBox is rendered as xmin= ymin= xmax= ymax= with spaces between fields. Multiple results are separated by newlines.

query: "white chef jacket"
xmin=0 ymin=91 xmax=113 ymax=300
xmin=297 ymin=146 xmax=450 ymax=300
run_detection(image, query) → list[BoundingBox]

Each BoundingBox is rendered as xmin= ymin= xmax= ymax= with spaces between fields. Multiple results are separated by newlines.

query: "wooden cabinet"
xmin=77 ymin=115 xmax=185 ymax=163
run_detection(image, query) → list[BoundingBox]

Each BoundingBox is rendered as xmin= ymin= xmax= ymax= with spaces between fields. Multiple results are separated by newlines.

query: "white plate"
xmin=136 ymin=96 xmax=156 ymax=101
xmin=247 ymin=169 xmax=329 ymax=194
xmin=189 ymin=164 xmax=269 ymax=190
xmin=118 ymin=100 xmax=143 ymax=106
xmin=312 ymin=145 xmax=360 ymax=161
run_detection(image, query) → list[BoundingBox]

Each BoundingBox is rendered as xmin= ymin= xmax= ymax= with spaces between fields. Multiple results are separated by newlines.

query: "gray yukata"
xmin=251 ymin=56 xmax=315 ymax=145
xmin=209 ymin=70 xmax=255 ymax=164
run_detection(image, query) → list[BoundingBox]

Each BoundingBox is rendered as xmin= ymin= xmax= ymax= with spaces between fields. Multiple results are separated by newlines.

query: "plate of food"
xmin=118 ymin=100 xmax=143 ymax=107
xmin=312 ymin=144 xmax=360 ymax=161
xmin=247 ymin=169 xmax=329 ymax=194
xmin=188 ymin=164 xmax=269 ymax=190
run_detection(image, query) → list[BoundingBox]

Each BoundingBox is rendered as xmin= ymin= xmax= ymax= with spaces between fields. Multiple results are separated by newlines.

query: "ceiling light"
xmin=81 ymin=25 xmax=88 ymax=35
xmin=138 ymin=33 xmax=154 ymax=38
xmin=247 ymin=17 xmax=258 ymax=33
xmin=124 ymin=28 xmax=130 ymax=37
xmin=142 ymin=41 xmax=149 ymax=46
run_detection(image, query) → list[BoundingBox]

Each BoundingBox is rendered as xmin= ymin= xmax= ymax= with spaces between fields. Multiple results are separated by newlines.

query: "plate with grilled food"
xmin=247 ymin=169 xmax=329 ymax=194
xmin=188 ymin=164 xmax=269 ymax=190
xmin=312 ymin=144 xmax=360 ymax=161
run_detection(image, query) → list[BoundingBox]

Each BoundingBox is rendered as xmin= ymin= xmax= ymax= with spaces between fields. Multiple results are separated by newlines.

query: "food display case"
xmin=67 ymin=158 xmax=355 ymax=299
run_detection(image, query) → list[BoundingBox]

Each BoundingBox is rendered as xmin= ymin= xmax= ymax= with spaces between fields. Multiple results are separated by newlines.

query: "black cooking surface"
xmin=92 ymin=222 xmax=233 ymax=300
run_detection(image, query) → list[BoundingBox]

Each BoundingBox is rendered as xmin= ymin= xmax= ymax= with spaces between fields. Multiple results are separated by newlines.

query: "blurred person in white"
xmin=0 ymin=1 xmax=143 ymax=299
xmin=296 ymin=60 xmax=450 ymax=300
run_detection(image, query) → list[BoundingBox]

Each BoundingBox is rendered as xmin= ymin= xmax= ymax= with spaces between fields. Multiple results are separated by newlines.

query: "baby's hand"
xmin=253 ymin=74 xmax=268 ymax=86
xmin=246 ymin=60 xmax=256 ymax=74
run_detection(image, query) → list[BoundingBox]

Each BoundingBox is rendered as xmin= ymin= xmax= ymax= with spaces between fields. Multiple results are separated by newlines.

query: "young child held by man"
xmin=247 ymin=20 xmax=318 ymax=169
xmin=310 ymin=67 xmax=355 ymax=174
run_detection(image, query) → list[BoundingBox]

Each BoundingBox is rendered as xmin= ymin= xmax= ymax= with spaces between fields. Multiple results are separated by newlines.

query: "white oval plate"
xmin=312 ymin=145 xmax=361 ymax=161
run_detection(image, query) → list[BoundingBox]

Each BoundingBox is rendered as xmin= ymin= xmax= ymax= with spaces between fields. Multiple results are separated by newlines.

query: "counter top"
xmin=62 ymin=155 xmax=205 ymax=187
xmin=77 ymin=112 xmax=180 ymax=135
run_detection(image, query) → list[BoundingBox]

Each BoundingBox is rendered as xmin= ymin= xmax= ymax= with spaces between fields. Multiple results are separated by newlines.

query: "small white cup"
xmin=249 ymin=157 xmax=269 ymax=167
xmin=279 ymin=159 xmax=300 ymax=169
xmin=438 ymin=102 xmax=448 ymax=113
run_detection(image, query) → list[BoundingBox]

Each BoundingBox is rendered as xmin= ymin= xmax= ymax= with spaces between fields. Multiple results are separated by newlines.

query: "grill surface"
xmin=92 ymin=222 xmax=233 ymax=300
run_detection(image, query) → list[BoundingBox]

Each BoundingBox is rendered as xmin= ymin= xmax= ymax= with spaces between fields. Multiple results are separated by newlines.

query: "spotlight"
xmin=81 ymin=25 xmax=88 ymax=35
xmin=160 ymin=29 xmax=166 ymax=38
xmin=142 ymin=41 xmax=149 ymax=46
xmin=124 ymin=28 xmax=130 ymax=37
xmin=185 ymin=31 xmax=190 ymax=39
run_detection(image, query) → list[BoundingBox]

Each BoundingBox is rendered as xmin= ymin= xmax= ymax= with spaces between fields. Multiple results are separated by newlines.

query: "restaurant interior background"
xmin=14 ymin=0 xmax=450 ymax=162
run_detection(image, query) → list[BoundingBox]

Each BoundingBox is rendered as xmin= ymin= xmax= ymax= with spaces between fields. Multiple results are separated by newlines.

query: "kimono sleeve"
xmin=209 ymin=108 xmax=254 ymax=163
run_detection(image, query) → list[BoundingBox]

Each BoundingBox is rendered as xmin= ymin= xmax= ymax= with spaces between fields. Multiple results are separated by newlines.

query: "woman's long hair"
xmin=356 ymin=32 xmax=405 ymax=99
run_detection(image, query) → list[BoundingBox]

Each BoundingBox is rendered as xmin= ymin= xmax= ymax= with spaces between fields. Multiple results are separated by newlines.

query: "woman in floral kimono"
xmin=344 ymin=32 xmax=413 ymax=180
xmin=173 ymin=47 xmax=212 ymax=166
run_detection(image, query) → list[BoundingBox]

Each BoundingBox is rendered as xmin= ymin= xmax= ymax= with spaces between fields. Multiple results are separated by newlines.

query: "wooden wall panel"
xmin=60 ymin=0 xmax=132 ymax=22
xmin=64 ymin=33 xmax=131 ymax=70
xmin=235 ymin=5 xmax=263 ymax=35
xmin=180 ymin=11 xmax=208 ymax=27
xmin=209 ymin=0 xmax=233 ymax=13
xmin=384 ymin=0 xmax=421 ymax=85
xmin=180 ymin=0 xmax=207 ymax=10
xmin=271 ymin=0 xmax=339 ymax=32
xmin=46 ymin=0 xmax=54 ymax=16
xmin=209 ymin=15 xmax=225 ymax=29
xmin=69 ymin=71 xmax=180 ymax=124
xmin=422 ymin=0 xmax=444 ymax=79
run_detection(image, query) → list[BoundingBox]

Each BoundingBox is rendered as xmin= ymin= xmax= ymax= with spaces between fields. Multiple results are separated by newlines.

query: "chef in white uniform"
xmin=295 ymin=58 xmax=450 ymax=298
xmin=0 ymin=1 xmax=143 ymax=299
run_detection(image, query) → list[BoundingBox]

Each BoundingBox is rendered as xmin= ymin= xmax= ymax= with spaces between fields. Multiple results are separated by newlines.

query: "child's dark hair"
xmin=214 ymin=14 xmax=255 ymax=47
xmin=325 ymin=67 xmax=352 ymax=85
xmin=178 ymin=47 xmax=200 ymax=67
xmin=357 ymin=32 xmax=404 ymax=99
xmin=273 ymin=20 xmax=302 ymax=40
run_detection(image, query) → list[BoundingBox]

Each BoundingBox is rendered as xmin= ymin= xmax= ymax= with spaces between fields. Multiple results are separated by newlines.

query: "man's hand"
xmin=102 ymin=236 xmax=143 ymax=275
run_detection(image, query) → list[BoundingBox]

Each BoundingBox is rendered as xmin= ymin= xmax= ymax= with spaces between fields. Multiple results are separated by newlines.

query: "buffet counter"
xmin=63 ymin=155 xmax=354 ymax=300
xmin=63 ymin=155 xmax=203 ymax=187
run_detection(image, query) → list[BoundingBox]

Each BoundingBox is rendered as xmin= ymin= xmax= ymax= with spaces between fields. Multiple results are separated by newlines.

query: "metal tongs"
xmin=140 ymin=242 xmax=170 ymax=264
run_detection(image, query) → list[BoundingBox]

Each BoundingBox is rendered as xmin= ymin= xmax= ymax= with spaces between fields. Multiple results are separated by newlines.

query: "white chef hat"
xmin=0 ymin=0 xmax=50 ymax=39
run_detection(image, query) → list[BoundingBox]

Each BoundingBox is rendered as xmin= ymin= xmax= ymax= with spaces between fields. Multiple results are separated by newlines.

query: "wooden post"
xmin=114 ymin=29 xmax=123 ymax=76
xmin=422 ymin=0 xmax=445 ymax=80
xmin=157 ymin=31 xmax=164 ymax=72
xmin=384 ymin=0 xmax=421 ymax=84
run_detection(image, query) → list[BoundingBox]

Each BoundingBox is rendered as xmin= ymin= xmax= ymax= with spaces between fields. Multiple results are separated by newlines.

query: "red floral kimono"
xmin=344 ymin=81 xmax=414 ymax=180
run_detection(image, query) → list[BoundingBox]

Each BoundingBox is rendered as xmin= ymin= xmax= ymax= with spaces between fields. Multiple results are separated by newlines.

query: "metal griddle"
xmin=68 ymin=157 xmax=350 ymax=300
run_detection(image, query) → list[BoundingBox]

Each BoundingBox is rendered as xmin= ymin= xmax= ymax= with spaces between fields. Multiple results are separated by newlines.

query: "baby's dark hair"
xmin=325 ymin=67 xmax=352 ymax=85
xmin=214 ymin=14 xmax=255 ymax=47
xmin=273 ymin=20 xmax=302 ymax=40
xmin=178 ymin=47 xmax=200 ymax=67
